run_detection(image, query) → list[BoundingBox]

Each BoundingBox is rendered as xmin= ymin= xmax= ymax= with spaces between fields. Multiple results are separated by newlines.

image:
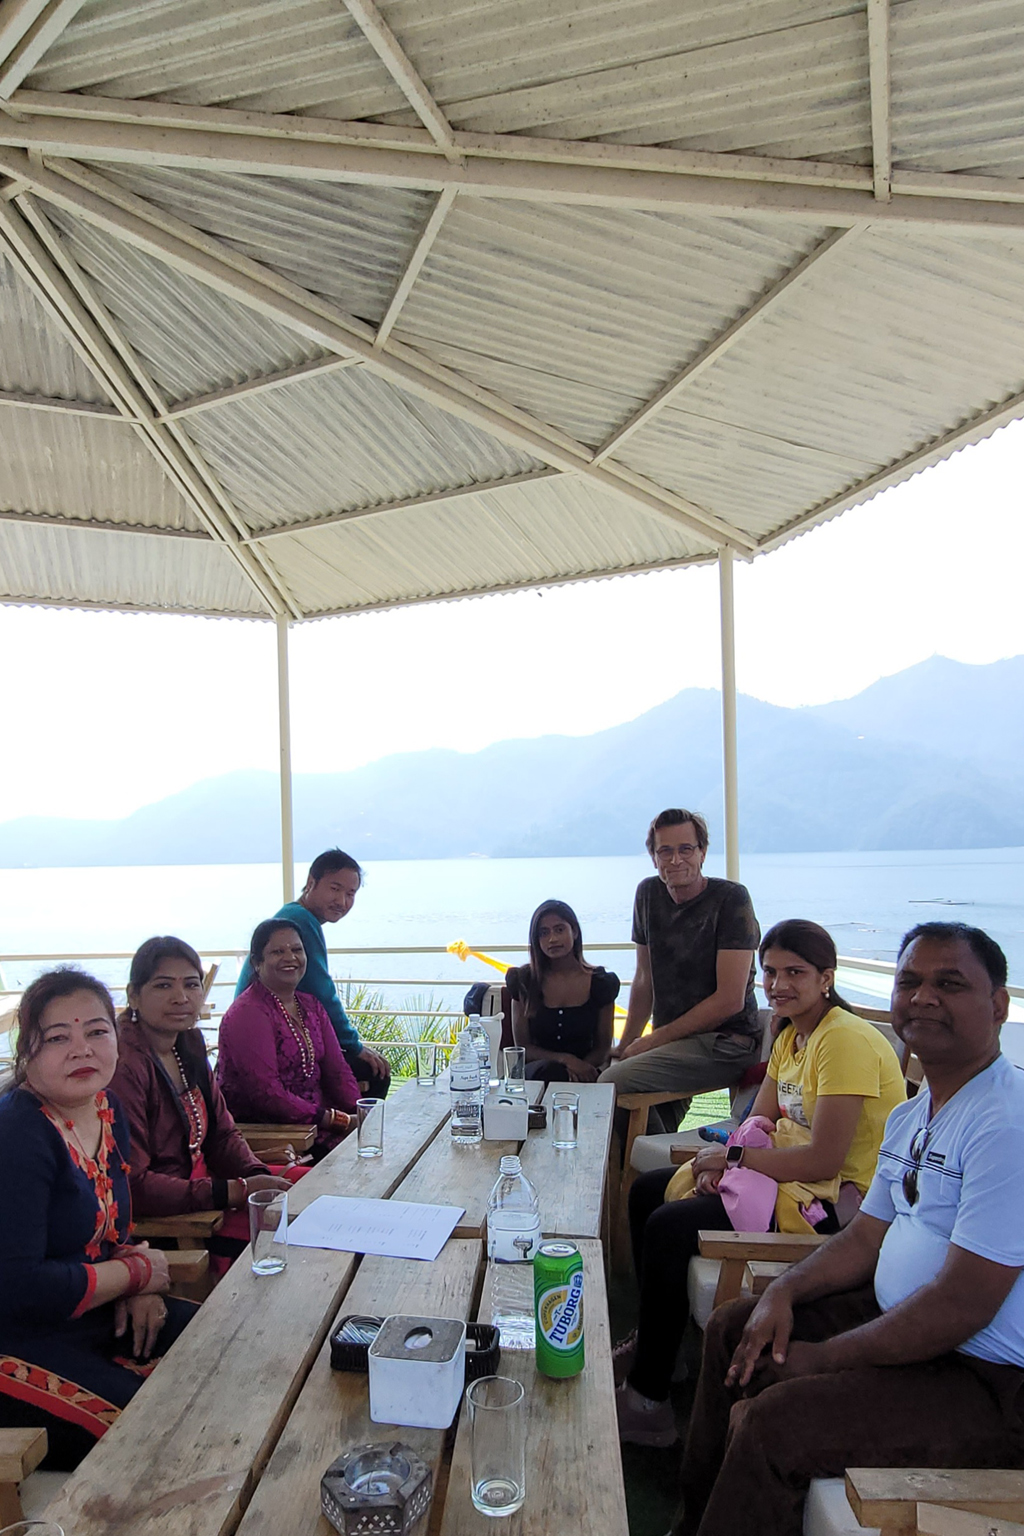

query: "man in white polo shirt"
xmin=674 ymin=921 xmax=1024 ymax=1536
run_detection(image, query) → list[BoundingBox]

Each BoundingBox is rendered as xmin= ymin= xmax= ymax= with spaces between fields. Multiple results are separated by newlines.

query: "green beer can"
xmin=534 ymin=1241 xmax=584 ymax=1378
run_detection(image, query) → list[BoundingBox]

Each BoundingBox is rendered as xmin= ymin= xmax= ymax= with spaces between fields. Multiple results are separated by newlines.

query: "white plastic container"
xmin=368 ymin=1314 xmax=467 ymax=1430
xmin=482 ymin=1090 xmax=529 ymax=1141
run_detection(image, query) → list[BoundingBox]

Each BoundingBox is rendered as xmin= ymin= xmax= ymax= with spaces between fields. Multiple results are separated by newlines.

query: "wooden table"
xmin=43 ymin=1077 xmax=624 ymax=1536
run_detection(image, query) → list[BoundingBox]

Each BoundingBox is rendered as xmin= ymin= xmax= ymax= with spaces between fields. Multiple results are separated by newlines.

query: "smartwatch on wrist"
xmin=725 ymin=1144 xmax=745 ymax=1168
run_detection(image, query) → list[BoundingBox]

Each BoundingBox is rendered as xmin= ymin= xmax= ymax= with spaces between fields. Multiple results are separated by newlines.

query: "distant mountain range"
xmin=2 ymin=655 xmax=1022 ymax=866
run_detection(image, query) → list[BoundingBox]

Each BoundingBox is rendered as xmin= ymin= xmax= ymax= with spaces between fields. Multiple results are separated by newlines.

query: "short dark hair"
xmin=249 ymin=918 xmax=304 ymax=968
xmin=897 ymin=922 xmax=1008 ymax=989
xmin=645 ymin=808 xmax=709 ymax=858
xmin=14 ymin=967 xmax=116 ymax=1086
xmin=128 ymin=936 xmax=204 ymax=996
xmin=307 ymin=849 xmax=363 ymax=885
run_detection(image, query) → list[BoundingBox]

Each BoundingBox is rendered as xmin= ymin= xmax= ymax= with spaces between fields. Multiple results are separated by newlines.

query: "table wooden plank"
xmin=42 ymin=1081 xmax=452 ymax=1536
xmin=518 ymin=1083 xmax=614 ymax=1240
xmin=439 ymin=1239 xmax=627 ymax=1536
xmin=287 ymin=1080 xmax=452 ymax=1216
xmin=391 ymin=1081 xmax=542 ymax=1238
xmin=234 ymin=1241 xmax=483 ymax=1536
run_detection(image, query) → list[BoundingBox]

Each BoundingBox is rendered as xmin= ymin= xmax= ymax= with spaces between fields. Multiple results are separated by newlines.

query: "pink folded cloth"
xmin=717 ymin=1117 xmax=778 ymax=1233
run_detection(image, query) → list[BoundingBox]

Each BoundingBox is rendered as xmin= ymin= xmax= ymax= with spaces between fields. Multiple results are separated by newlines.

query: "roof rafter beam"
xmin=374 ymin=185 xmax=455 ymax=350
xmin=339 ymin=0 xmax=458 ymax=158
xmin=594 ymin=228 xmax=862 ymax=466
xmin=866 ymin=0 xmax=892 ymax=203
xmin=246 ymin=468 xmax=563 ymax=543
xmin=0 ymin=148 xmax=748 ymax=553
xmin=159 ymin=354 xmax=361 ymax=422
xmin=17 ymin=195 xmax=306 ymax=619
xmin=0 ymin=0 xmax=88 ymax=98
xmin=0 ymin=194 xmax=297 ymax=616
xmin=3 ymin=105 xmax=1024 ymax=231
xmin=760 ymin=388 xmax=1024 ymax=554
xmin=0 ymin=507 xmax=210 ymax=537
xmin=0 ymin=386 xmax=121 ymax=417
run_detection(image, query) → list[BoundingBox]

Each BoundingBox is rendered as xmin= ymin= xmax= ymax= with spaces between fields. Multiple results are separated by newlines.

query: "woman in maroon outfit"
xmin=217 ymin=919 xmax=360 ymax=1160
xmin=111 ymin=935 xmax=291 ymax=1268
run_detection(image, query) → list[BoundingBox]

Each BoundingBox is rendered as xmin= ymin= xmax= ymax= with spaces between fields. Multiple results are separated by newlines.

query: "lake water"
xmin=1 ymin=847 xmax=1022 ymax=991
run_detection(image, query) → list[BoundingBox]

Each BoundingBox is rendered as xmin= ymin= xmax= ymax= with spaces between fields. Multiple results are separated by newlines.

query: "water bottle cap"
xmin=499 ymin=1155 xmax=521 ymax=1175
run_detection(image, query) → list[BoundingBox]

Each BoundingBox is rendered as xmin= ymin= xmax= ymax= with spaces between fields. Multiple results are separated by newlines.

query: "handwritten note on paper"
xmin=283 ymin=1196 xmax=465 ymax=1262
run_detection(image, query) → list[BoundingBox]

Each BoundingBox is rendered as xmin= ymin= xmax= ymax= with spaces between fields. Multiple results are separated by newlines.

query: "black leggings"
xmin=628 ymin=1167 xmax=733 ymax=1402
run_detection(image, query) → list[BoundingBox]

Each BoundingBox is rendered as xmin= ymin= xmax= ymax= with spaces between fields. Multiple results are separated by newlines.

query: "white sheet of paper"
xmin=282 ymin=1195 xmax=465 ymax=1262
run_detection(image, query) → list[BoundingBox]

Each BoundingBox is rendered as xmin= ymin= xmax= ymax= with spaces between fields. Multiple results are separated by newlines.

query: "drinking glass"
xmin=551 ymin=1090 xmax=579 ymax=1149
xmin=502 ymin=1046 xmax=526 ymax=1097
xmin=248 ymin=1188 xmax=287 ymax=1276
xmin=467 ymin=1375 xmax=526 ymax=1517
xmin=357 ymin=1096 xmax=385 ymax=1157
xmin=414 ymin=1042 xmax=437 ymax=1087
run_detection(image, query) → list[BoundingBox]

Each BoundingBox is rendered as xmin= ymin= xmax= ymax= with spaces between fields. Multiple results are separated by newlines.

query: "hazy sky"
xmin=7 ymin=418 xmax=1024 ymax=822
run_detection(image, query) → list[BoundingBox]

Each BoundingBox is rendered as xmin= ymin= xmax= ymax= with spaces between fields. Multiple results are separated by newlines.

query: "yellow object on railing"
xmin=447 ymin=939 xmax=628 ymax=1017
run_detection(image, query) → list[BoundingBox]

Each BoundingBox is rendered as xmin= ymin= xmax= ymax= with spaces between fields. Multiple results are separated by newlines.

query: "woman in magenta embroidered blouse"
xmin=217 ymin=919 xmax=360 ymax=1158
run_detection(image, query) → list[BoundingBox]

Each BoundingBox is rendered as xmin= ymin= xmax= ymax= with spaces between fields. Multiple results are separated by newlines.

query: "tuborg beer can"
xmin=534 ymin=1240 xmax=584 ymax=1378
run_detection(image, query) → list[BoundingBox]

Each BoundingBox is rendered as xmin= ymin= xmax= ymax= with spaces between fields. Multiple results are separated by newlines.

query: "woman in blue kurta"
xmin=0 ymin=967 xmax=195 ymax=1468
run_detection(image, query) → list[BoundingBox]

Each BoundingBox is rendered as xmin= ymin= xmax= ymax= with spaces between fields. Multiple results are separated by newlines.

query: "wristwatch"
xmin=725 ymin=1144 xmax=745 ymax=1168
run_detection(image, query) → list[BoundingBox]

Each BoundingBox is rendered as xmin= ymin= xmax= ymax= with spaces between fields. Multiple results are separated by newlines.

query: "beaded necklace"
xmin=40 ymin=1092 xmax=121 ymax=1257
xmin=267 ymin=987 xmax=315 ymax=1079
xmin=172 ymin=1045 xmax=207 ymax=1155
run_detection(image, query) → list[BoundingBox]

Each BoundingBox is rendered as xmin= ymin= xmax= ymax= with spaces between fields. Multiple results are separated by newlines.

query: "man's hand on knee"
xmin=726 ymin=1286 xmax=795 ymax=1389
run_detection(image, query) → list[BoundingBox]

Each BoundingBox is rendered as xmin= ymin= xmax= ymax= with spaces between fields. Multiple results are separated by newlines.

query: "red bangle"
xmin=114 ymin=1249 xmax=153 ymax=1296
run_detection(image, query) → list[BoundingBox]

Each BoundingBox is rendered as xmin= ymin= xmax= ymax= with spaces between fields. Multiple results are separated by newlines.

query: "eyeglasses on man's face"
xmin=655 ymin=844 xmax=701 ymax=862
xmin=902 ymin=1126 xmax=932 ymax=1206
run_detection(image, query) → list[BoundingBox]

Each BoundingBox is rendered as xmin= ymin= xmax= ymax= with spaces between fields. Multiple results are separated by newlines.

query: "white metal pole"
xmin=276 ymin=615 xmax=295 ymax=904
xmin=718 ymin=547 xmax=740 ymax=882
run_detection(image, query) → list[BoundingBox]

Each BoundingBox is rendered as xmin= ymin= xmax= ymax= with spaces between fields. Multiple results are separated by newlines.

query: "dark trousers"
xmin=628 ymin=1167 xmax=733 ymax=1401
xmin=352 ymin=1062 xmax=391 ymax=1099
xmin=676 ymin=1290 xmax=1024 ymax=1536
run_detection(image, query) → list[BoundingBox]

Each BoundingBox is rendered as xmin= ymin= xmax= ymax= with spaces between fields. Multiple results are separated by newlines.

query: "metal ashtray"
xmin=321 ymin=1441 xmax=432 ymax=1535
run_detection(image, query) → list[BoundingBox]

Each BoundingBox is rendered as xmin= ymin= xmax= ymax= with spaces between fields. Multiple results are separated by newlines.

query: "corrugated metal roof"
xmin=3 ymin=0 xmax=1024 ymax=620
xmin=0 ymin=409 xmax=204 ymax=530
xmin=619 ymin=227 xmax=1024 ymax=535
xmin=261 ymin=471 xmax=706 ymax=615
xmin=100 ymin=165 xmax=434 ymax=326
xmin=182 ymin=365 xmax=543 ymax=530
xmin=27 ymin=0 xmax=407 ymax=119
xmin=0 ymin=519 xmax=263 ymax=615
xmin=396 ymin=200 xmax=831 ymax=443
xmin=0 ymin=253 xmax=112 ymax=404
xmin=47 ymin=207 xmax=324 ymax=403
xmin=890 ymin=0 xmax=1024 ymax=177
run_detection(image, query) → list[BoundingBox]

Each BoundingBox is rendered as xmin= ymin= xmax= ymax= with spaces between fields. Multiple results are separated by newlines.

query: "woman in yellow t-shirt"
xmin=616 ymin=918 xmax=906 ymax=1449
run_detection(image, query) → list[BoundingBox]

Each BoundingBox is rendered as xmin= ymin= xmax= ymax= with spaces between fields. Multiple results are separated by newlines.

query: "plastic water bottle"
xmin=450 ymin=1030 xmax=483 ymax=1144
xmin=466 ymin=1015 xmax=492 ymax=1086
xmin=486 ymin=1155 xmax=541 ymax=1350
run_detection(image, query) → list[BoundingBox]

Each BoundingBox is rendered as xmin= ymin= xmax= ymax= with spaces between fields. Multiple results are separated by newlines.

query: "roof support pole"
xmin=718 ymin=547 xmax=740 ymax=883
xmin=276 ymin=615 xmax=295 ymax=905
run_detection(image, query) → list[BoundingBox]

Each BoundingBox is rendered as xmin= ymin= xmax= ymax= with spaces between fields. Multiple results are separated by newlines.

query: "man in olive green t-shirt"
xmin=599 ymin=808 xmax=761 ymax=1132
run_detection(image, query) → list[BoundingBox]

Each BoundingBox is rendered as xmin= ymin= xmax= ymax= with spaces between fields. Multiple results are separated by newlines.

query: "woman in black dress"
xmin=506 ymin=900 xmax=619 ymax=1084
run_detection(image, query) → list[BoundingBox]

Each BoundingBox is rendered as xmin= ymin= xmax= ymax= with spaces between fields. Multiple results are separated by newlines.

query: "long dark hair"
xmin=524 ymin=900 xmax=587 ymax=1019
xmin=13 ymin=967 xmax=117 ymax=1087
xmin=758 ymin=919 xmax=851 ymax=1019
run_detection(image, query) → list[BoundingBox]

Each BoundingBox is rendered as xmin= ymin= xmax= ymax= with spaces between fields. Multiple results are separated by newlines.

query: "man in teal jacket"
xmin=236 ymin=848 xmax=391 ymax=1097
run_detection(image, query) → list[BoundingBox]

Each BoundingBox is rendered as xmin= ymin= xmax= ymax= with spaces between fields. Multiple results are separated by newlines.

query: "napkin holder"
xmin=482 ymin=1090 xmax=529 ymax=1140
xmin=368 ymin=1315 xmax=467 ymax=1430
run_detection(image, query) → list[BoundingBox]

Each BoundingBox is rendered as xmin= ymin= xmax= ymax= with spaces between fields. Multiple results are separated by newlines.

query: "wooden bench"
xmin=845 ymin=1469 xmax=1024 ymax=1536
xmin=0 ymin=1427 xmax=47 ymax=1525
